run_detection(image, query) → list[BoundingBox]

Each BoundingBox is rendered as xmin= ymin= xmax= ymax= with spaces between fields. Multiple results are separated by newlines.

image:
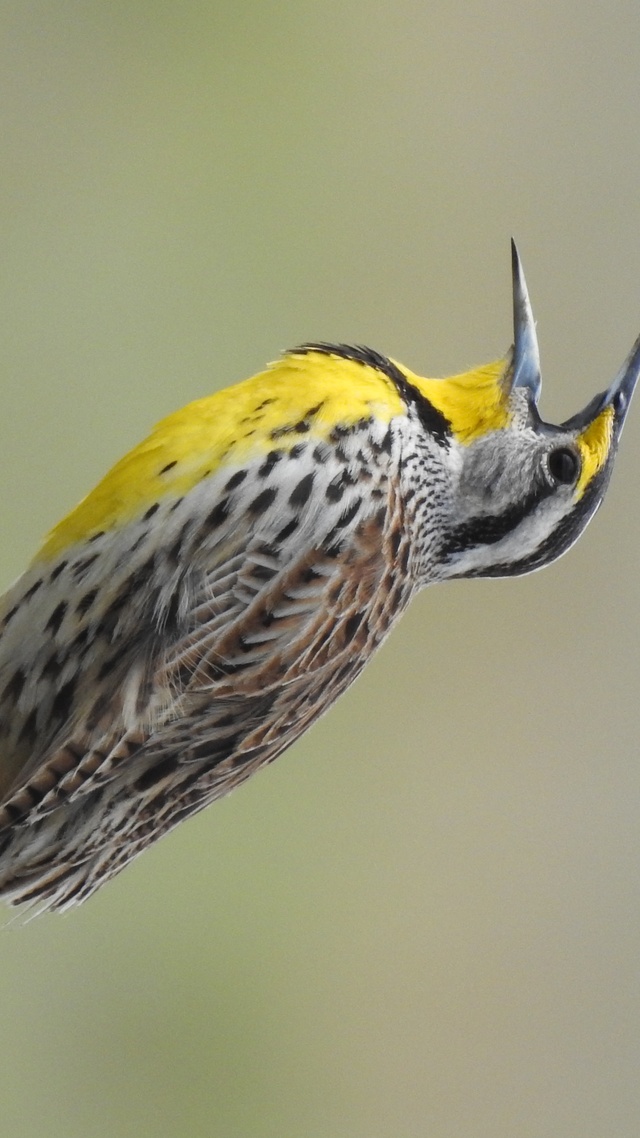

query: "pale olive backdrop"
xmin=1 ymin=3 xmax=639 ymax=1137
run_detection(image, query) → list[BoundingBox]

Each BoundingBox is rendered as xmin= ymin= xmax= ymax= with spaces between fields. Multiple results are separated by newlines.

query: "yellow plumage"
xmin=38 ymin=350 xmax=405 ymax=561
xmin=0 ymin=239 xmax=634 ymax=911
xmin=38 ymin=350 xmax=517 ymax=562
xmin=38 ymin=348 xmax=613 ymax=566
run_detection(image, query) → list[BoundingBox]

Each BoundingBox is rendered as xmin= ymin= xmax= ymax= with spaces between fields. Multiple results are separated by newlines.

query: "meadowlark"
xmin=0 ymin=243 xmax=636 ymax=910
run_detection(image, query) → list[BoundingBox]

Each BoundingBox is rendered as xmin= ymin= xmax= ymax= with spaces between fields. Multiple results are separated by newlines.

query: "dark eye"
xmin=548 ymin=446 xmax=580 ymax=486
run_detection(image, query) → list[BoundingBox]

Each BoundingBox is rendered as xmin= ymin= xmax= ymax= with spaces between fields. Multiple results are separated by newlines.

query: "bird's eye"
xmin=547 ymin=446 xmax=581 ymax=486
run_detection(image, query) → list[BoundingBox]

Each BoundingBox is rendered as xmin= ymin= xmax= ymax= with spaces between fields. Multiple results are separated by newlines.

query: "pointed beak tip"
xmin=510 ymin=242 xmax=542 ymax=402
xmin=510 ymin=237 xmax=521 ymax=272
xmin=608 ymin=330 xmax=640 ymax=426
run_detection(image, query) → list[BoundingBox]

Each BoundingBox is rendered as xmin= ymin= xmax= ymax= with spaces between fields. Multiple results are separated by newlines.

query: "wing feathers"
xmin=0 ymin=428 xmax=412 ymax=911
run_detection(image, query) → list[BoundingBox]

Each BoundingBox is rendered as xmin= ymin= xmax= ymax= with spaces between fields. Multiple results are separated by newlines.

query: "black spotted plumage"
xmin=0 ymin=251 xmax=636 ymax=912
xmin=0 ymin=406 xmax=417 ymax=909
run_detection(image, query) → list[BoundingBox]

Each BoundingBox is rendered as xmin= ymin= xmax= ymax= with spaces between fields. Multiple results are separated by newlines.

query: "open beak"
xmin=512 ymin=239 xmax=640 ymax=435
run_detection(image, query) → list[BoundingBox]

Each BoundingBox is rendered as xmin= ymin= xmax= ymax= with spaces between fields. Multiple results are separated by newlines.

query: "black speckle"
xmin=166 ymin=538 xmax=182 ymax=566
xmin=22 ymin=783 xmax=50 ymax=808
xmin=97 ymin=655 xmax=120 ymax=681
xmin=305 ymin=402 xmax=325 ymax=418
xmin=313 ymin=444 xmax=329 ymax=464
xmin=70 ymin=628 xmax=90 ymax=653
xmin=334 ymin=499 xmax=362 ymax=529
xmin=169 ymin=497 xmax=185 ymax=512
xmin=46 ymin=601 xmax=68 ymax=636
xmin=135 ymin=755 xmax=179 ymax=791
xmin=159 ymin=460 xmax=178 ymax=475
xmin=51 ymin=677 xmax=76 ymax=723
xmin=289 ymin=443 xmax=306 ymax=460
xmin=125 ymin=554 xmax=157 ymax=594
xmin=50 ymin=560 xmax=68 ymax=582
xmin=126 ymin=532 xmax=145 ymax=555
xmin=301 ymin=565 xmax=322 ymax=584
xmin=276 ymin=517 xmax=299 ymax=542
xmin=334 ymin=660 xmax=355 ymax=686
xmin=166 ymin=541 xmax=182 ymax=568
xmin=270 ymin=424 xmax=296 ymax=440
xmin=72 ymin=553 xmax=100 ymax=580
xmin=215 ymin=713 xmax=236 ymax=728
xmin=188 ymin=733 xmax=243 ymax=764
xmin=250 ymin=563 xmax=278 ymax=582
xmin=1 ymin=668 xmax=26 ymax=703
xmin=329 ymin=423 xmax=354 ymax=442
xmin=2 ymin=604 xmax=20 ymax=628
xmin=378 ymin=428 xmax=393 ymax=455
xmin=167 ymin=521 xmax=191 ymax=565
xmin=24 ymin=579 xmax=43 ymax=601
xmin=343 ymin=612 xmax=365 ymax=642
xmin=142 ymin=503 xmax=160 ymax=521
xmin=76 ymin=589 xmax=99 ymax=617
xmin=248 ymin=487 xmax=277 ymax=515
xmin=387 ymin=581 xmax=405 ymax=611
xmin=18 ymin=709 xmax=38 ymax=745
xmin=225 ymin=469 xmax=247 ymax=492
xmin=256 ymin=541 xmax=279 ymax=560
xmin=205 ymin=497 xmax=231 ymax=529
xmin=261 ymin=609 xmax=275 ymax=628
xmin=326 ymin=474 xmax=347 ymax=503
xmin=259 ymin=451 xmax=283 ymax=478
xmin=255 ymin=398 xmax=276 ymax=411
xmin=324 ymin=541 xmax=343 ymax=559
xmin=41 ymin=652 xmax=60 ymax=679
xmin=88 ymin=531 xmax=105 ymax=544
xmin=289 ymin=472 xmax=315 ymax=509
xmin=173 ymin=660 xmax=194 ymax=689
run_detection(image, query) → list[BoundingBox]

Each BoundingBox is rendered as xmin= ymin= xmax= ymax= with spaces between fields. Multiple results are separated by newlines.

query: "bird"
xmin=0 ymin=242 xmax=637 ymax=912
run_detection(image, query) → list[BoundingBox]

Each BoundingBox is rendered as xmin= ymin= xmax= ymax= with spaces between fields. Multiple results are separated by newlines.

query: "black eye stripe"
xmin=443 ymin=484 xmax=553 ymax=557
xmin=455 ymin=464 xmax=612 ymax=578
xmin=445 ymin=443 xmax=586 ymax=561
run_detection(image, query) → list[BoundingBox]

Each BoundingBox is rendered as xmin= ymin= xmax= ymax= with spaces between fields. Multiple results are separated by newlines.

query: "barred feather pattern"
xmin=0 ymin=410 xmax=435 ymax=909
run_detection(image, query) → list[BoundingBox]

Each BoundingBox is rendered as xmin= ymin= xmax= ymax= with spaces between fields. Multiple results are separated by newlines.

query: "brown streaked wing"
xmin=0 ymin=488 xmax=411 ymax=838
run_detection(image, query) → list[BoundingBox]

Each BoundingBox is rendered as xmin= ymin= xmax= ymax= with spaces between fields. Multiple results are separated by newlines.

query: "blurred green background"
xmin=1 ymin=2 xmax=640 ymax=1136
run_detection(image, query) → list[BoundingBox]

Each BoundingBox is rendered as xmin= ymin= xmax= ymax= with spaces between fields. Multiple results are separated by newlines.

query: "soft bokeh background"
xmin=1 ymin=2 xmax=639 ymax=1135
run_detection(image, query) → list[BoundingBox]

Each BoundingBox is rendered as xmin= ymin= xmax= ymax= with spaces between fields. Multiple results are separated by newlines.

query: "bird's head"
xmin=403 ymin=242 xmax=640 ymax=580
